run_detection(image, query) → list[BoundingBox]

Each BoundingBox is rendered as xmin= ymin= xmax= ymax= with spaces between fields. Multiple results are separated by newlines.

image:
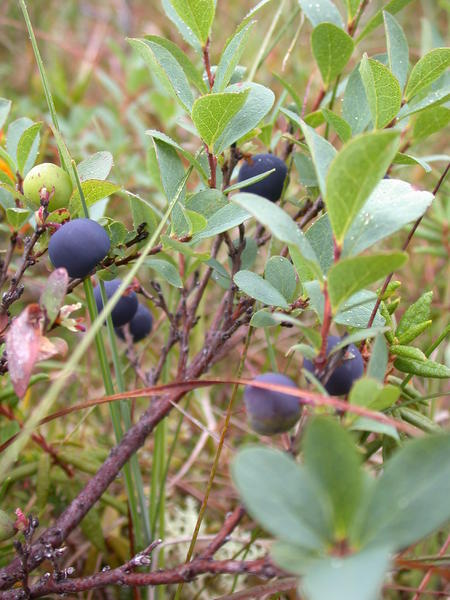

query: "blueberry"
xmin=48 ymin=218 xmax=110 ymax=279
xmin=23 ymin=163 xmax=73 ymax=211
xmin=93 ymin=278 xmax=138 ymax=327
xmin=115 ymin=303 xmax=153 ymax=343
xmin=238 ymin=153 xmax=287 ymax=202
xmin=303 ymin=335 xmax=364 ymax=396
xmin=244 ymin=373 xmax=301 ymax=435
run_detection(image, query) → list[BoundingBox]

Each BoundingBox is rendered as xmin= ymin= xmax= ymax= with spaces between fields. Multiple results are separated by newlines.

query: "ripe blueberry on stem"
xmin=48 ymin=218 xmax=110 ymax=279
xmin=23 ymin=163 xmax=72 ymax=211
xmin=303 ymin=335 xmax=364 ymax=396
xmin=94 ymin=278 xmax=138 ymax=327
xmin=244 ymin=372 xmax=302 ymax=435
xmin=116 ymin=303 xmax=153 ymax=343
xmin=238 ymin=153 xmax=287 ymax=202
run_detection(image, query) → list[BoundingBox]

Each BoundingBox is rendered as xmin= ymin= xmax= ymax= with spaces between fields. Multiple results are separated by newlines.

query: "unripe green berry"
xmin=23 ymin=163 xmax=73 ymax=211
xmin=0 ymin=510 xmax=16 ymax=542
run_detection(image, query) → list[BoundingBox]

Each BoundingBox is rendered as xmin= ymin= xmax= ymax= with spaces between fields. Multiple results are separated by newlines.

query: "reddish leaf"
xmin=6 ymin=304 xmax=44 ymax=398
xmin=40 ymin=268 xmax=69 ymax=328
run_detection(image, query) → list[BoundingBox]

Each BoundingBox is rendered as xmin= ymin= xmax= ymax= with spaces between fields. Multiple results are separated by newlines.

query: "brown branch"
xmin=1 ymin=227 xmax=45 ymax=313
xmin=199 ymin=505 xmax=246 ymax=559
xmin=0 ymin=556 xmax=282 ymax=599
xmin=0 ymin=233 xmax=18 ymax=289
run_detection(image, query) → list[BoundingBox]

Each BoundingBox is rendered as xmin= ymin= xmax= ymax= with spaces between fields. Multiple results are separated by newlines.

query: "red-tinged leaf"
xmin=5 ymin=304 xmax=44 ymax=398
xmin=40 ymin=268 xmax=69 ymax=328
xmin=36 ymin=336 xmax=68 ymax=362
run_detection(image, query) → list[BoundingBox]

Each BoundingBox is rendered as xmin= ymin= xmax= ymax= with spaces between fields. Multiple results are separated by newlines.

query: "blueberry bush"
xmin=0 ymin=0 xmax=449 ymax=598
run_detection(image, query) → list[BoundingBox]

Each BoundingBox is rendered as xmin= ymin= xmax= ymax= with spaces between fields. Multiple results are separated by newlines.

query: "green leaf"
xmin=146 ymin=130 xmax=208 ymax=181
xmin=392 ymin=152 xmax=432 ymax=173
xmin=0 ymin=146 xmax=16 ymax=175
xmin=312 ymin=24 xmax=354 ymax=88
xmin=128 ymin=37 xmax=195 ymax=111
xmin=349 ymin=378 xmax=399 ymax=413
xmin=298 ymin=0 xmax=344 ymax=29
xmin=127 ymin=192 xmax=159 ymax=239
xmin=396 ymin=291 xmax=432 ymax=340
xmin=186 ymin=188 xmax=227 ymax=217
xmin=191 ymin=91 xmax=249 ymax=150
xmin=213 ymin=21 xmax=255 ymax=92
xmin=367 ymin=335 xmax=388 ymax=382
xmin=184 ymin=208 xmax=207 ymax=234
xmin=390 ymin=345 xmax=426 ymax=361
xmin=383 ymin=12 xmax=409 ymax=91
xmin=335 ymin=290 xmax=385 ymax=328
xmin=146 ymin=257 xmax=183 ymax=288
xmin=328 ymin=252 xmax=408 ymax=311
xmin=161 ymin=0 xmax=202 ymax=53
xmin=396 ymin=320 xmax=432 ymax=346
xmin=394 ymin=357 xmax=450 ymax=379
xmin=144 ymin=35 xmax=208 ymax=93
xmin=413 ymin=105 xmax=450 ymax=140
xmin=162 ymin=234 xmax=210 ymax=261
xmin=271 ymin=541 xmax=316 ymax=575
xmin=398 ymin=85 xmax=450 ymax=120
xmin=264 ymin=256 xmax=297 ymax=303
xmin=293 ymin=153 xmax=318 ymax=187
xmin=234 ymin=270 xmax=290 ymax=308
xmin=325 ymin=131 xmax=400 ymax=243
xmin=321 ymin=109 xmax=352 ymax=142
xmin=345 ymin=0 xmax=361 ymax=19
xmin=170 ymin=0 xmax=215 ymax=45
xmin=356 ymin=0 xmax=414 ymax=44
xmin=342 ymin=179 xmax=434 ymax=256
xmin=359 ymin=55 xmax=402 ymax=129
xmin=153 ymin=138 xmax=186 ymax=206
xmin=69 ymin=180 xmax=121 ymax=215
xmin=283 ymin=111 xmax=336 ymax=198
xmin=0 ymin=98 xmax=11 ymax=130
xmin=193 ymin=203 xmax=250 ymax=240
xmin=213 ymin=83 xmax=274 ymax=154
xmin=77 ymin=151 xmax=113 ymax=182
xmin=234 ymin=0 xmax=273 ymax=34
xmin=303 ymin=418 xmax=363 ymax=538
xmin=226 ymin=167 xmax=275 ymax=194
xmin=342 ymin=66 xmax=372 ymax=134
xmin=16 ymin=122 xmax=42 ymax=175
xmin=350 ymin=416 xmax=400 ymax=440
xmin=305 ymin=214 xmax=333 ymax=275
xmin=301 ymin=545 xmax=391 ymax=600
xmin=405 ymin=48 xmax=450 ymax=101
xmin=359 ymin=433 xmax=450 ymax=550
xmin=6 ymin=207 xmax=31 ymax=230
xmin=287 ymin=343 xmax=317 ymax=360
xmin=329 ymin=327 xmax=389 ymax=354
xmin=232 ymin=446 xmax=331 ymax=549
xmin=7 ymin=117 xmax=40 ymax=175
xmin=231 ymin=192 xmax=319 ymax=266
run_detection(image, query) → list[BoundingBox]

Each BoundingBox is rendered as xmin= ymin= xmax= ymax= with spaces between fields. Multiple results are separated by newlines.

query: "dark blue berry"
xmin=238 ymin=153 xmax=287 ymax=202
xmin=93 ymin=279 xmax=138 ymax=327
xmin=48 ymin=218 xmax=110 ymax=279
xmin=244 ymin=373 xmax=301 ymax=435
xmin=303 ymin=335 xmax=364 ymax=396
xmin=116 ymin=303 xmax=153 ymax=343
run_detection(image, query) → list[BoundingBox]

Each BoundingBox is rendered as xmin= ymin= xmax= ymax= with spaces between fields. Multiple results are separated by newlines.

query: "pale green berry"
xmin=23 ymin=163 xmax=72 ymax=211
